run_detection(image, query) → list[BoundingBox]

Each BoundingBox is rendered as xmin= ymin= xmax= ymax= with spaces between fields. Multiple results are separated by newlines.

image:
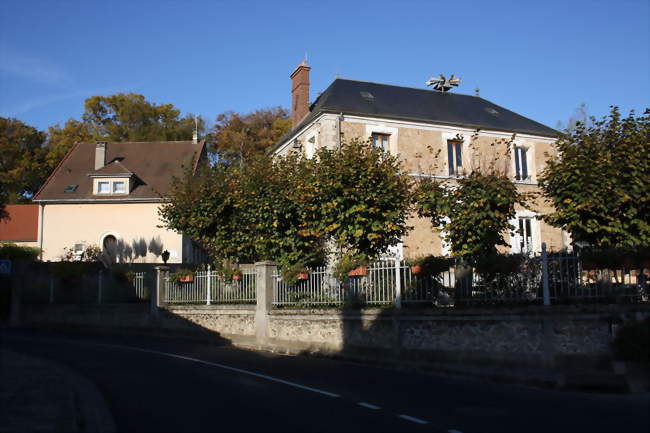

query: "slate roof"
xmin=0 ymin=205 xmax=38 ymax=241
xmin=89 ymin=160 xmax=133 ymax=176
xmin=33 ymin=140 xmax=205 ymax=202
xmin=274 ymin=78 xmax=557 ymax=151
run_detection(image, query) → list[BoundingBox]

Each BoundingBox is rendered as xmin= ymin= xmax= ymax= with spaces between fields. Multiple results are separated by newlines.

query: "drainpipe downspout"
xmin=38 ymin=203 xmax=44 ymax=261
xmin=337 ymin=112 xmax=344 ymax=150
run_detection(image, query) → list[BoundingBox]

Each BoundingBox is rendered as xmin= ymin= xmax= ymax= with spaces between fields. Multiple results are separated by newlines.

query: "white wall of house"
xmin=39 ymin=202 xmax=187 ymax=263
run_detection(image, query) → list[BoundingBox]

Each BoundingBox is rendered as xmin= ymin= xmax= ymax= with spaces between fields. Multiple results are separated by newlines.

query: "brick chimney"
xmin=94 ymin=141 xmax=107 ymax=170
xmin=290 ymin=61 xmax=311 ymax=128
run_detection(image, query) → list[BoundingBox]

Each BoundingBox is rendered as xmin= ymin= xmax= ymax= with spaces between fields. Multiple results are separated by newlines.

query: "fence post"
xmin=255 ymin=261 xmax=276 ymax=344
xmin=97 ymin=270 xmax=103 ymax=305
xmin=206 ymin=265 xmax=212 ymax=306
xmin=394 ymin=257 xmax=402 ymax=308
xmin=49 ymin=276 xmax=54 ymax=304
xmin=542 ymin=242 xmax=550 ymax=306
xmin=153 ymin=266 xmax=169 ymax=315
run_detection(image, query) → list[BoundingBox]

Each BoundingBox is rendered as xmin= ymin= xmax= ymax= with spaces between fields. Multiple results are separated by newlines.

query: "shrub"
xmin=0 ymin=243 xmax=40 ymax=261
xmin=407 ymin=255 xmax=453 ymax=276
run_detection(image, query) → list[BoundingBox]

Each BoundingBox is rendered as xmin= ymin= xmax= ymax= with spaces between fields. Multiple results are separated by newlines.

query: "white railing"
xmin=165 ymin=267 xmax=256 ymax=304
xmin=272 ymin=252 xmax=650 ymax=307
xmin=132 ymin=272 xmax=148 ymax=300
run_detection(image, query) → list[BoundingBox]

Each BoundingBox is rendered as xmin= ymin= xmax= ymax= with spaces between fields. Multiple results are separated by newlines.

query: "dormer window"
xmin=92 ymin=177 xmax=130 ymax=195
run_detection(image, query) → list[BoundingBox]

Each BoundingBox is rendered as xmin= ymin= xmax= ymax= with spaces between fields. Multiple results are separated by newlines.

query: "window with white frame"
xmin=112 ymin=181 xmax=126 ymax=194
xmin=514 ymin=146 xmax=529 ymax=180
xmin=517 ymin=217 xmax=534 ymax=254
xmin=97 ymin=181 xmax=110 ymax=194
xmin=93 ymin=178 xmax=129 ymax=195
xmin=371 ymin=133 xmax=389 ymax=152
xmin=447 ymin=140 xmax=463 ymax=175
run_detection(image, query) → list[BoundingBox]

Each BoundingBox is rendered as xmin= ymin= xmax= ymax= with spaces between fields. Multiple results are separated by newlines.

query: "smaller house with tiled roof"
xmin=0 ymin=204 xmax=39 ymax=248
xmin=33 ymin=140 xmax=207 ymax=263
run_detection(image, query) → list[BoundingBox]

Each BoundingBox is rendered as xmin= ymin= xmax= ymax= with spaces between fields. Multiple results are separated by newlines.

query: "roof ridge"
xmin=331 ymin=77 xmax=480 ymax=99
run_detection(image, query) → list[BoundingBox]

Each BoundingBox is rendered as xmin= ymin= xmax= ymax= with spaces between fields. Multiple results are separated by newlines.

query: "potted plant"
xmin=170 ymin=268 xmax=194 ymax=283
xmin=297 ymin=271 xmax=309 ymax=280
xmin=232 ymin=270 xmax=243 ymax=281
xmin=407 ymin=255 xmax=452 ymax=276
xmin=334 ymin=255 xmax=369 ymax=280
xmin=279 ymin=262 xmax=310 ymax=286
xmin=125 ymin=271 xmax=135 ymax=283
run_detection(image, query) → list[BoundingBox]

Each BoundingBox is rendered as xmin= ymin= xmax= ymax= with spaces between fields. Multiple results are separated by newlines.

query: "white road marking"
xmin=399 ymin=414 xmax=429 ymax=425
xmin=63 ymin=340 xmax=341 ymax=398
xmin=357 ymin=402 xmax=381 ymax=410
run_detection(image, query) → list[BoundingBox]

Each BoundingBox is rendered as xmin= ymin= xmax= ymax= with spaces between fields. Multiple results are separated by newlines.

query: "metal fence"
xmin=21 ymin=269 xmax=150 ymax=304
xmin=272 ymin=248 xmax=650 ymax=308
xmin=164 ymin=267 xmax=256 ymax=304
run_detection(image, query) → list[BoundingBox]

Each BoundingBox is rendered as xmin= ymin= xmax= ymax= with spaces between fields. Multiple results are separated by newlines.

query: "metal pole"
xmin=394 ymin=257 xmax=402 ymax=308
xmin=206 ymin=265 xmax=212 ymax=306
xmin=542 ymin=242 xmax=550 ymax=306
xmin=97 ymin=270 xmax=103 ymax=305
xmin=49 ymin=276 xmax=54 ymax=304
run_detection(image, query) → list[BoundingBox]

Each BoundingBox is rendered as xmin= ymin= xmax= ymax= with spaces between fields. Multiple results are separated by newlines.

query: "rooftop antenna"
xmin=426 ymin=74 xmax=461 ymax=92
xmin=474 ymin=88 xmax=480 ymax=97
xmin=192 ymin=116 xmax=198 ymax=144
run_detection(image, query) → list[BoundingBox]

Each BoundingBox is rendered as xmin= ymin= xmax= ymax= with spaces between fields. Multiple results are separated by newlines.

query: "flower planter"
xmin=179 ymin=274 xmax=194 ymax=283
xmin=297 ymin=272 xmax=309 ymax=280
xmin=410 ymin=264 xmax=423 ymax=275
xmin=232 ymin=273 xmax=242 ymax=281
xmin=348 ymin=266 xmax=368 ymax=277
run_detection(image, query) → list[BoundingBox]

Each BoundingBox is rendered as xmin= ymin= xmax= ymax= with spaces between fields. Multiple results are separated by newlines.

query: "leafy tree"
xmin=539 ymin=107 xmax=650 ymax=248
xmin=0 ymin=117 xmax=47 ymax=202
xmin=416 ymin=172 xmax=529 ymax=258
xmin=309 ymin=138 xmax=413 ymax=269
xmin=82 ymin=93 xmax=204 ymax=142
xmin=160 ymin=154 xmax=327 ymax=269
xmin=210 ymin=107 xmax=291 ymax=163
xmin=43 ymin=119 xmax=94 ymax=174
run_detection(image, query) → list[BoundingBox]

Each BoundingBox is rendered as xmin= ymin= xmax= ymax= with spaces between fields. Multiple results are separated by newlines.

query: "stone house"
xmin=32 ymin=139 xmax=208 ymax=264
xmin=272 ymin=62 xmax=566 ymax=258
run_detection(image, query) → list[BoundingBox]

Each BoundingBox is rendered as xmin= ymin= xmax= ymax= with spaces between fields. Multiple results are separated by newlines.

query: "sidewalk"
xmin=0 ymin=350 xmax=114 ymax=433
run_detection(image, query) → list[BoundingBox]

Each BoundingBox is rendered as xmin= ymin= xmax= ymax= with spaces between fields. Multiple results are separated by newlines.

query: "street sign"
xmin=0 ymin=259 xmax=11 ymax=274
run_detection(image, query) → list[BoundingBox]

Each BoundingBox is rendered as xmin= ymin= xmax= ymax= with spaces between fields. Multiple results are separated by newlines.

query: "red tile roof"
xmin=0 ymin=204 xmax=38 ymax=242
xmin=33 ymin=140 xmax=206 ymax=202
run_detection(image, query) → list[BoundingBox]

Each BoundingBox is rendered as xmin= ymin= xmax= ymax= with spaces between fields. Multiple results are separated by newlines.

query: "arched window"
xmin=103 ymin=234 xmax=117 ymax=263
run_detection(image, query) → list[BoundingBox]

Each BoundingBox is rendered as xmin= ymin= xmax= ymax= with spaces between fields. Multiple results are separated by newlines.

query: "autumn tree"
xmin=82 ymin=93 xmax=205 ymax=142
xmin=539 ymin=107 xmax=650 ymax=248
xmin=210 ymin=107 xmax=291 ymax=163
xmin=0 ymin=117 xmax=47 ymax=202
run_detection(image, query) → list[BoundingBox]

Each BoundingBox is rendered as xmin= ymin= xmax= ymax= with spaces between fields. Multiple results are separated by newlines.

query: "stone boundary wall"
xmin=20 ymin=302 xmax=650 ymax=371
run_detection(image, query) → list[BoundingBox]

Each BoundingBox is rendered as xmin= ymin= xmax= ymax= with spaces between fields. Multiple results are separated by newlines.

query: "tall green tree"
xmin=82 ymin=93 xmax=204 ymax=142
xmin=0 ymin=117 xmax=47 ymax=202
xmin=309 ymin=138 xmax=413 ymax=268
xmin=416 ymin=172 xmax=529 ymax=258
xmin=539 ymin=107 xmax=650 ymax=248
xmin=210 ymin=107 xmax=291 ymax=163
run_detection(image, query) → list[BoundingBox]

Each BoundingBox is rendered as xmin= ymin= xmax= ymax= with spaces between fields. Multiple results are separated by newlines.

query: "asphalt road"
xmin=2 ymin=329 xmax=649 ymax=433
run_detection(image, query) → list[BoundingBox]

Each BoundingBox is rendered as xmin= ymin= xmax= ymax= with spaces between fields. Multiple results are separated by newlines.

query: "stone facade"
xmin=275 ymin=113 xmax=565 ymax=257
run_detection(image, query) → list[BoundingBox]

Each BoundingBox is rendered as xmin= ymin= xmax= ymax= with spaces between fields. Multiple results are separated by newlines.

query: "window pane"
xmin=514 ymin=148 xmax=521 ymax=180
xmin=372 ymin=135 xmax=378 ymax=148
xmin=113 ymin=181 xmax=125 ymax=193
xmin=521 ymin=147 xmax=528 ymax=179
xmin=381 ymin=136 xmax=388 ymax=151
xmin=447 ymin=141 xmax=454 ymax=175
xmin=98 ymin=182 xmax=109 ymax=193
xmin=455 ymin=142 xmax=462 ymax=167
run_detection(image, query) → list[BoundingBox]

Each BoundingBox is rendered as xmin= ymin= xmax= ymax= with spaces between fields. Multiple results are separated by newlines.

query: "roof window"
xmin=360 ymin=91 xmax=375 ymax=101
xmin=64 ymin=185 xmax=78 ymax=193
xmin=484 ymin=107 xmax=499 ymax=116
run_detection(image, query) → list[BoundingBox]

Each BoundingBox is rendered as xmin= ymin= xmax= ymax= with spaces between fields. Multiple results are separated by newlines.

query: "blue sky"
xmin=1 ymin=0 xmax=648 ymax=132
